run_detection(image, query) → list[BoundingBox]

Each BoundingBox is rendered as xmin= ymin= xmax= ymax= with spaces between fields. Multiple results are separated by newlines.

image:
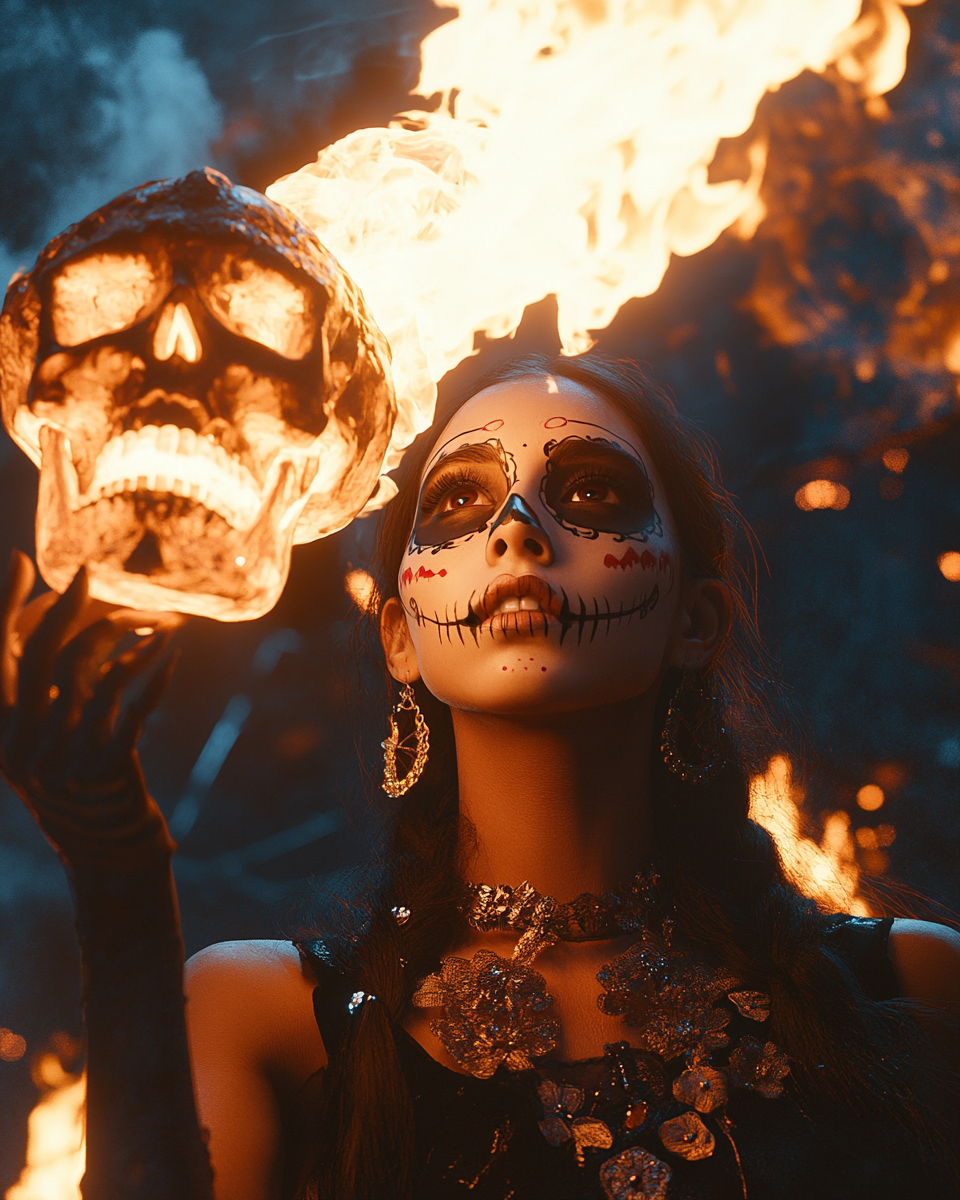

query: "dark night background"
xmin=0 ymin=0 xmax=957 ymax=1184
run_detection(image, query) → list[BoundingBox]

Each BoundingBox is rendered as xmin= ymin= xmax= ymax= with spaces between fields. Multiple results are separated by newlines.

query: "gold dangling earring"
xmin=381 ymin=683 xmax=430 ymax=797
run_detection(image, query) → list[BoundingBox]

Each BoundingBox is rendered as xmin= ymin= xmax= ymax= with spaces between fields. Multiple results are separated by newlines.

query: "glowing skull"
xmin=0 ymin=168 xmax=395 ymax=620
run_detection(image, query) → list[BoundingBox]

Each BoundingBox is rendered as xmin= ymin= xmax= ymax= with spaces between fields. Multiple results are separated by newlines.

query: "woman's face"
xmin=391 ymin=375 xmax=688 ymax=715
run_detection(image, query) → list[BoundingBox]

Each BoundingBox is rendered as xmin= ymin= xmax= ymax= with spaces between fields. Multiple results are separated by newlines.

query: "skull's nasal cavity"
xmin=154 ymin=302 xmax=202 ymax=364
xmin=123 ymin=530 xmax=164 ymax=576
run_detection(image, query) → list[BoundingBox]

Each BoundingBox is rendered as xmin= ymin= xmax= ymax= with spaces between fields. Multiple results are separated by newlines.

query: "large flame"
xmin=268 ymin=0 xmax=924 ymax=470
xmin=5 ymin=1057 xmax=84 ymax=1200
xmin=749 ymin=755 xmax=870 ymax=915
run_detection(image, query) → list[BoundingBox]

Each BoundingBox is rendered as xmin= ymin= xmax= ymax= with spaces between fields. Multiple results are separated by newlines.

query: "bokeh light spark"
xmin=856 ymin=784 xmax=885 ymax=811
xmin=937 ymin=551 xmax=960 ymax=581
xmin=0 ymin=1029 xmax=27 ymax=1062
xmin=795 ymin=479 xmax=851 ymax=510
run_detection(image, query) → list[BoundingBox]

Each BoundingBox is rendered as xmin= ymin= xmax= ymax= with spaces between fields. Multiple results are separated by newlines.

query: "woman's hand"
xmin=0 ymin=550 xmax=183 ymax=870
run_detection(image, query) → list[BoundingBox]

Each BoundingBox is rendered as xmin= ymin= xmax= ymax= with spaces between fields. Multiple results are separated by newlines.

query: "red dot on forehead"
xmin=544 ymin=416 xmax=567 ymax=429
xmin=482 ymin=419 xmax=504 ymax=431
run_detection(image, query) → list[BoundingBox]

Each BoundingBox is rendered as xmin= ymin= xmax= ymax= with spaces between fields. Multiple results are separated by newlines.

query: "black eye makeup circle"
xmin=410 ymin=439 xmax=515 ymax=550
xmin=539 ymin=435 xmax=661 ymax=541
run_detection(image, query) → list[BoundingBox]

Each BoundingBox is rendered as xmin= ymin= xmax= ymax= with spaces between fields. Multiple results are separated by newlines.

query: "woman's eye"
xmin=566 ymin=481 xmax=619 ymax=504
xmin=439 ymin=486 xmax=484 ymax=512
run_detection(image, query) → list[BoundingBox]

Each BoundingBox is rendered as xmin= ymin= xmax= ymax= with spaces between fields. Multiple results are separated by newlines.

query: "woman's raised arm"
xmin=0 ymin=551 xmax=212 ymax=1200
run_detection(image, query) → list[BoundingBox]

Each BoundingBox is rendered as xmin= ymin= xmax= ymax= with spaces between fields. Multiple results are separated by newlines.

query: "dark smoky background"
xmin=0 ymin=0 xmax=957 ymax=1182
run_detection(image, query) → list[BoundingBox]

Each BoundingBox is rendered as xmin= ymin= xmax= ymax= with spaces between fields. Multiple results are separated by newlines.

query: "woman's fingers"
xmin=44 ymin=618 xmax=132 ymax=747
xmin=0 ymin=550 xmax=35 ymax=711
xmin=113 ymin=645 xmax=180 ymax=751
xmin=5 ymin=566 xmax=89 ymax=764
xmin=78 ymin=631 xmax=175 ymax=748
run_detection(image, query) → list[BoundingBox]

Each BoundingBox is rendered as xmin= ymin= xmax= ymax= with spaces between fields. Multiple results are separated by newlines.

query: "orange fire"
xmin=268 ymin=0 xmax=924 ymax=460
xmin=5 ymin=1056 xmax=84 ymax=1200
xmin=749 ymin=755 xmax=871 ymax=915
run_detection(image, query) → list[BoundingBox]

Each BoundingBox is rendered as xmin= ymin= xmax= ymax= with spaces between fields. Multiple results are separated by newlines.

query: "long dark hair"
xmin=293 ymin=354 xmax=947 ymax=1200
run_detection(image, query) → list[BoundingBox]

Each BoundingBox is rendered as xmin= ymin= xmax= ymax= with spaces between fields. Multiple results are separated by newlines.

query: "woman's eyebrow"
xmin=554 ymin=419 xmax=645 ymax=463
xmin=421 ymin=440 xmax=507 ymax=482
xmin=547 ymin=437 xmax=647 ymax=473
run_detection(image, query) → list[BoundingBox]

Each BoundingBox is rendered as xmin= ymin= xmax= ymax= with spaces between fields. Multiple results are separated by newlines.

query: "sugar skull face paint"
xmin=396 ymin=376 xmax=683 ymax=716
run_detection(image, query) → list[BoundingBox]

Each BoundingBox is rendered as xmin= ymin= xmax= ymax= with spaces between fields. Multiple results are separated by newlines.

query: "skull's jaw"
xmin=36 ymin=426 xmax=306 ymax=621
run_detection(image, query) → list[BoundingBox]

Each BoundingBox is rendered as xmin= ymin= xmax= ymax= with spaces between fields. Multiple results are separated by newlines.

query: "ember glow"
xmin=268 ymin=0 xmax=924 ymax=453
xmin=749 ymin=755 xmax=871 ymax=915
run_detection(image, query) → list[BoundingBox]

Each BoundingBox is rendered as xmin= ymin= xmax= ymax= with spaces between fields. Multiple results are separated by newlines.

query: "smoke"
xmin=0 ymin=10 xmax=223 ymax=286
xmin=0 ymin=0 xmax=442 ymax=293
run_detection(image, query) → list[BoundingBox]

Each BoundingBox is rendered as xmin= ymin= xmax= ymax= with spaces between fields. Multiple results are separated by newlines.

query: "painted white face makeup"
xmin=397 ymin=376 xmax=682 ymax=715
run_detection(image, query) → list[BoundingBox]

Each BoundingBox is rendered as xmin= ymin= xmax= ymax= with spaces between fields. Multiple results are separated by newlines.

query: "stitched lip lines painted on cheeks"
xmin=403 ymin=575 xmax=661 ymax=647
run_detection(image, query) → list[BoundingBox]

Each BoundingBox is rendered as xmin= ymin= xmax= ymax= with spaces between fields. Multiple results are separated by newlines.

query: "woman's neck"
xmin=451 ymin=694 xmax=657 ymax=899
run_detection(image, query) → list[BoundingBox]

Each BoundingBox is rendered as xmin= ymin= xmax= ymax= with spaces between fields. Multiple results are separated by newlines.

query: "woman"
xmin=1 ymin=354 xmax=957 ymax=1200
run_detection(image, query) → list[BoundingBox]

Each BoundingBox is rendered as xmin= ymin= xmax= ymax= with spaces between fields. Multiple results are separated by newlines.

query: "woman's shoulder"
xmin=888 ymin=918 xmax=960 ymax=1006
xmin=185 ymin=939 xmax=327 ymax=1084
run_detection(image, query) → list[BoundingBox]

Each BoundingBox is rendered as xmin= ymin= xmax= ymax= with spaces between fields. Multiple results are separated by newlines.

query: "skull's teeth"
xmin=81 ymin=423 xmax=262 ymax=528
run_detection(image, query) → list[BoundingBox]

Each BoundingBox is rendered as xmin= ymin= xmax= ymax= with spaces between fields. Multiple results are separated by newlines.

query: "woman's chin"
xmin=422 ymin=654 xmax=656 ymax=719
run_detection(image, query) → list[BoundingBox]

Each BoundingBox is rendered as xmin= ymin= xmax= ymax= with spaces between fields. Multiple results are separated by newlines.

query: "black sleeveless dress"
xmin=295 ymin=917 xmax=952 ymax=1200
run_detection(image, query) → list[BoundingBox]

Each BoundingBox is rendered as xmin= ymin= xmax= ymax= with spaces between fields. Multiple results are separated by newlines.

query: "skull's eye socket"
xmin=199 ymin=253 xmax=315 ymax=359
xmin=541 ymin=436 xmax=658 ymax=537
xmin=50 ymin=252 xmax=171 ymax=346
xmin=413 ymin=441 xmax=511 ymax=547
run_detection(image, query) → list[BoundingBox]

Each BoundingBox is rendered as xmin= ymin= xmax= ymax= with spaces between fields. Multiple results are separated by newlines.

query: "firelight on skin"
xmin=389 ymin=375 xmax=682 ymax=717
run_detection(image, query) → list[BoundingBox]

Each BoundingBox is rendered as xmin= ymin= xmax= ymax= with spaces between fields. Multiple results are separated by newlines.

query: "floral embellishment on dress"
xmin=596 ymin=931 xmax=739 ymax=1058
xmin=412 ymin=949 xmax=559 ymax=1078
xmin=672 ymin=1065 xmax=728 ymax=1112
xmin=538 ymin=1079 xmax=585 ymax=1146
xmin=728 ymin=990 xmax=771 ymax=1021
xmin=537 ymin=1080 xmax=614 ymax=1164
xmin=659 ymin=1111 xmax=716 ymax=1161
xmin=600 ymin=1147 xmax=672 ymax=1200
xmin=728 ymin=1035 xmax=790 ymax=1098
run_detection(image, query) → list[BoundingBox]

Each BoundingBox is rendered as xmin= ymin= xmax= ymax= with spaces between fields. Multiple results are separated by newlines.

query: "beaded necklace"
xmin=410 ymin=874 xmax=789 ymax=1199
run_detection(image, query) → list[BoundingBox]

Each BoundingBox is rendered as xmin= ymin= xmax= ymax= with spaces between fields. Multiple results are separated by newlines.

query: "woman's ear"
xmin=380 ymin=596 xmax=422 ymax=683
xmin=668 ymin=578 xmax=732 ymax=672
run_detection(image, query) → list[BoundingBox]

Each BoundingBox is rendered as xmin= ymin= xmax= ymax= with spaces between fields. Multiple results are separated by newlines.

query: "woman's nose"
xmin=485 ymin=494 xmax=555 ymax=567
